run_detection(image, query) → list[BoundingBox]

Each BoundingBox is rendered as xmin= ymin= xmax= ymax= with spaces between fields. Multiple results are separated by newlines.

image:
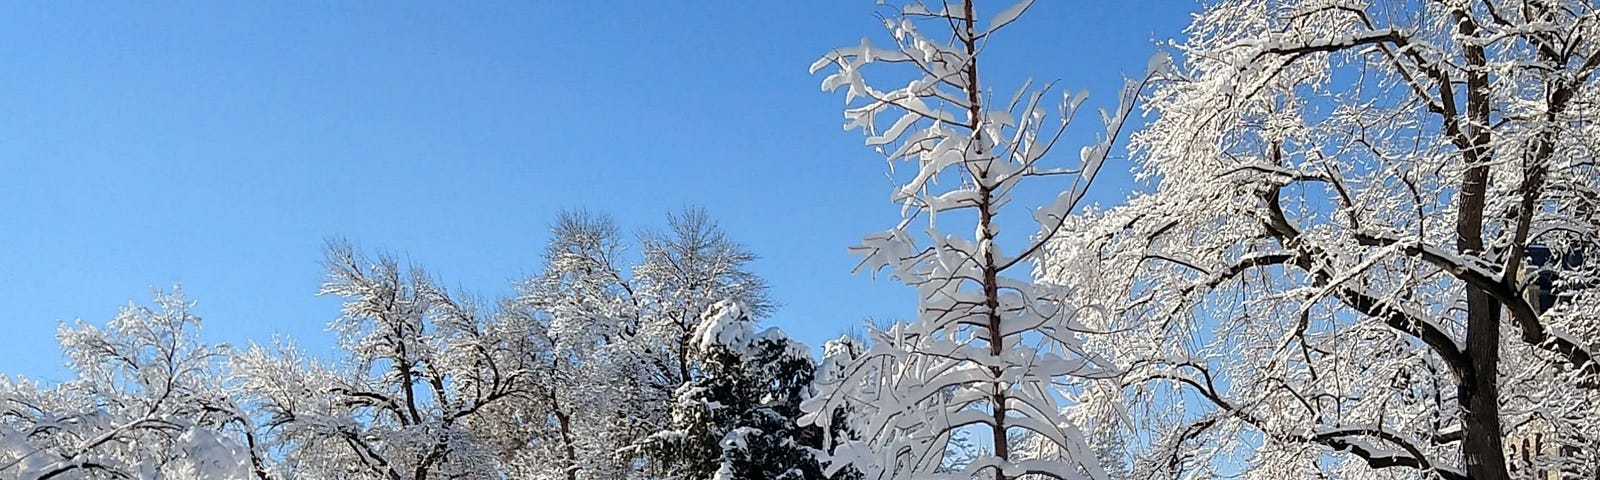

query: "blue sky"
xmin=0 ymin=1 xmax=1197 ymax=381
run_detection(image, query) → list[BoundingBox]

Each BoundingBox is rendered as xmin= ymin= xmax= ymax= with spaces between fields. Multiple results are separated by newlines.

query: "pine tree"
xmin=646 ymin=300 xmax=829 ymax=480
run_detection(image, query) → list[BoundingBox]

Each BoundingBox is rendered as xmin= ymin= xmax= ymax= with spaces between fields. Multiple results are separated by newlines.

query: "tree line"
xmin=4 ymin=0 xmax=1598 ymax=479
xmin=2 ymin=209 xmax=851 ymax=480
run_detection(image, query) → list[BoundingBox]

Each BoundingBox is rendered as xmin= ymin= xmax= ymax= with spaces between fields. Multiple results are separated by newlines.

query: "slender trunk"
xmin=1457 ymin=159 xmax=1510 ymax=479
xmin=983 ymin=190 xmax=1007 ymax=480
xmin=956 ymin=2 xmax=1009 ymax=479
xmin=979 ymin=176 xmax=1008 ymax=480
xmin=556 ymin=407 xmax=579 ymax=480
xmin=679 ymin=326 xmax=692 ymax=387
xmin=413 ymin=441 xmax=447 ymax=480
xmin=1449 ymin=8 xmax=1511 ymax=480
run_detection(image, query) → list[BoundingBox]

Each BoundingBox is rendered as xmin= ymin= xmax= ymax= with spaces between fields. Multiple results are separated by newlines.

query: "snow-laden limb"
xmin=694 ymin=301 xmax=755 ymax=355
xmin=1039 ymin=1 xmax=1600 ymax=479
xmin=801 ymin=2 xmax=1156 ymax=479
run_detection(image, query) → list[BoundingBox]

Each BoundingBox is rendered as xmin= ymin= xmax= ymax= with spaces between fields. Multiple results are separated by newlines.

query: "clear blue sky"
xmin=0 ymin=1 xmax=1196 ymax=381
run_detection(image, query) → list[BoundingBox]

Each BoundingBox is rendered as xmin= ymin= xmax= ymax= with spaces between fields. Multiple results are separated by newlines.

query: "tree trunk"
xmin=1452 ymin=8 xmax=1510 ymax=480
xmin=1460 ymin=288 xmax=1510 ymax=480
xmin=956 ymin=1 xmax=1009 ymax=479
xmin=556 ymin=408 xmax=579 ymax=480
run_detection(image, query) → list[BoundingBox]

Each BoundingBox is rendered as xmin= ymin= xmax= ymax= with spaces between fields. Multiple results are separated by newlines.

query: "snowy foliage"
xmin=512 ymin=210 xmax=657 ymax=480
xmin=15 ymin=3 xmax=1600 ymax=480
xmin=2 ymin=207 xmax=782 ymax=480
xmin=0 ymin=289 xmax=259 ymax=480
xmin=1040 ymin=1 xmax=1600 ymax=479
xmin=799 ymin=1 xmax=1161 ymax=479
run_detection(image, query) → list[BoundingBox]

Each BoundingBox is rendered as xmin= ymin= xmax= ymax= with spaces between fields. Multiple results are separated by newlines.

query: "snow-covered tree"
xmin=506 ymin=209 xmax=776 ymax=480
xmin=799 ymin=1 xmax=1161 ymax=479
xmin=511 ymin=210 xmax=651 ymax=480
xmin=1041 ymin=1 xmax=1600 ymax=479
xmin=644 ymin=300 xmax=828 ymax=480
xmin=636 ymin=208 xmax=775 ymax=390
xmin=811 ymin=335 xmax=868 ymax=480
xmin=230 ymin=242 xmax=540 ymax=479
xmin=0 ymin=209 xmax=793 ymax=480
xmin=0 ymin=289 xmax=262 ymax=480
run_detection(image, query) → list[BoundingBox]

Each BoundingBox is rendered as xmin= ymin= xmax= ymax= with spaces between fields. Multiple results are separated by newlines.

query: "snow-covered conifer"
xmin=645 ymin=300 xmax=828 ymax=480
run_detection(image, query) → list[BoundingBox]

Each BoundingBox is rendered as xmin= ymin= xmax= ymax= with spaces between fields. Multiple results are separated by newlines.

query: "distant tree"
xmin=513 ymin=210 xmax=650 ymax=480
xmin=230 ymin=242 xmax=540 ymax=479
xmin=506 ymin=208 xmax=775 ymax=479
xmin=811 ymin=334 xmax=867 ymax=480
xmin=636 ymin=208 xmax=775 ymax=390
xmin=0 ymin=207 xmax=786 ymax=480
xmin=0 ymin=289 xmax=263 ymax=479
xmin=799 ymin=1 xmax=1160 ymax=479
xmin=1041 ymin=1 xmax=1600 ymax=479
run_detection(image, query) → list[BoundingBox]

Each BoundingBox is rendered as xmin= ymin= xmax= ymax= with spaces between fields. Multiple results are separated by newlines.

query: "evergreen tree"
xmin=645 ymin=300 xmax=829 ymax=480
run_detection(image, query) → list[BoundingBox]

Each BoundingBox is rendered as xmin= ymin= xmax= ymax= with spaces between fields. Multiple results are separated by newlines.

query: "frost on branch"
xmin=800 ymin=1 xmax=1162 ymax=479
xmin=1039 ymin=1 xmax=1600 ymax=479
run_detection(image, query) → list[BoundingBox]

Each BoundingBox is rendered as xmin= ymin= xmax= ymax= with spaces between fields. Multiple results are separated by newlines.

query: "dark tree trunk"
xmin=1460 ymin=288 xmax=1510 ymax=480
xmin=1452 ymin=8 xmax=1511 ymax=480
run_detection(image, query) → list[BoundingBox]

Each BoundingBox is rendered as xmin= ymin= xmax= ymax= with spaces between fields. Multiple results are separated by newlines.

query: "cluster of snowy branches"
xmin=0 ymin=292 xmax=257 ymax=479
xmin=799 ymin=1 xmax=1163 ymax=479
xmin=5 ymin=1 xmax=1599 ymax=480
xmin=0 ymin=209 xmax=849 ymax=480
xmin=1037 ymin=0 xmax=1600 ymax=479
xmin=809 ymin=0 xmax=1598 ymax=479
